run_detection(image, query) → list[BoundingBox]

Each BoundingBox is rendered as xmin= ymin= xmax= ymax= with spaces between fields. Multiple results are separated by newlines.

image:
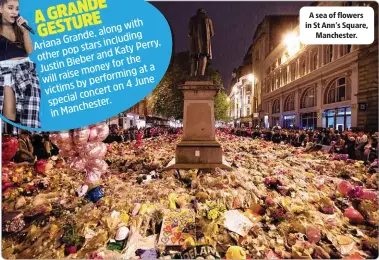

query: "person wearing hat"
xmin=15 ymin=130 xmax=36 ymax=163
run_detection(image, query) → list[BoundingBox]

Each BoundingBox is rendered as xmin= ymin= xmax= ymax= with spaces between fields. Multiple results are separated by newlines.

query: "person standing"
xmin=0 ymin=0 xmax=40 ymax=133
xmin=15 ymin=130 xmax=35 ymax=163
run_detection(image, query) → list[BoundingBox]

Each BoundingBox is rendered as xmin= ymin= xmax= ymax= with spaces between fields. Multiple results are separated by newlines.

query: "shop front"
xmin=283 ymin=115 xmax=296 ymax=129
xmin=301 ymin=112 xmax=317 ymax=130
xmin=322 ymin=107 xmax=352 ymax=131
xmin=271 ymin=116 xmax=280 ymax=128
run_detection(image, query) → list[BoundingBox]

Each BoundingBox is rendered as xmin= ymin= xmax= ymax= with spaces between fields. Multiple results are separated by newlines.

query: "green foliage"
xmin=214 ymin=90 xmax=231 ymax=122
xmin=150 ymin=52 xmax=188 ymax=119
xmin=61 ymin=224 xmax=85 ymax=247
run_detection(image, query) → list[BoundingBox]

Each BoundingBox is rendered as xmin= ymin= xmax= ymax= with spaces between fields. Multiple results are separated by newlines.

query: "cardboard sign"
xmin=158 ymin=209 xmax=196 ymax=246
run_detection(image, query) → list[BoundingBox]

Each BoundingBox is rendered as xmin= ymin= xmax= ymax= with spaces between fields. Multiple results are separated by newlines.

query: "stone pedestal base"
xmin=179 ymin=140 xmax=222 ymax=162
xmin=165 ymin=80 xmax=231 ymax=170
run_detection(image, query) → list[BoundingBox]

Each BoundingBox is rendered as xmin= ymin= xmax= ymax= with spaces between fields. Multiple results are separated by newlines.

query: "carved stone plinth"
xmin=166 ymin=80 xmax=231 ymax=170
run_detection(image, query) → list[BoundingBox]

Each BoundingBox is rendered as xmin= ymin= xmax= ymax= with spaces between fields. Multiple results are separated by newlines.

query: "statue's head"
xmin=197 ymin=8 xmax=206 ymax=15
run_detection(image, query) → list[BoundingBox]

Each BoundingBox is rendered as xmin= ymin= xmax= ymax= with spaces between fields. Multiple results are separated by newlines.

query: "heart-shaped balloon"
xmin=2 ymin=136 xmax=18 ymax=163
xmin=73 ymin=127 xmax=90 ymax=146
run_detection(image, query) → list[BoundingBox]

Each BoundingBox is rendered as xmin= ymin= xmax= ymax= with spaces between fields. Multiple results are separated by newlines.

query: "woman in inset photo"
xmin=0 ymin=0 xmax=41 ymax=134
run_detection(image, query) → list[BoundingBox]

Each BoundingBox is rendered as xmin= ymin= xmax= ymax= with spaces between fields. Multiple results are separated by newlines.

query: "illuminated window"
xmin=324 ymin=77 xmax=351 ymax=104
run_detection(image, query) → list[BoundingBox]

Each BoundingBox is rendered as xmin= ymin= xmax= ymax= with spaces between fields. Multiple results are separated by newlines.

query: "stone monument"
xmin=166 ymin=9 xmax=231 ymax=170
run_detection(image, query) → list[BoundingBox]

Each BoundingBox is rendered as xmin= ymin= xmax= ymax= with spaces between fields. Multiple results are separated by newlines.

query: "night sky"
xmin=150 ymin=1 xmax=312 ymax=93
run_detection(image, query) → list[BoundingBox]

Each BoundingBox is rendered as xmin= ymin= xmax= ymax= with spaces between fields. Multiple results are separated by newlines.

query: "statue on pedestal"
xmin=188 ymin=8 xmax=214 ymax=77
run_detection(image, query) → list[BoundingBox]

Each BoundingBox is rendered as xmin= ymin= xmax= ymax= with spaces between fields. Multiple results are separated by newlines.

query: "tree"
xmin=214 ymin=90 xmax=231 ymax=122
xmin=150 ymin=52 xmax=229 ymax=120
xmin=150 ymin=52 xmax=188 ymax=119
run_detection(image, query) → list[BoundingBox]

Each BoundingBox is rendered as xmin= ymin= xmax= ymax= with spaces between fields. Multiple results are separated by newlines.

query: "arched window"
xmin=272 ymin=99 xmax=280 ymax=114
xmin=301 ymin=87 xmax=316 ymax=108
xmin=311 ymin=51 xmax=318 ymax=71
xmin=325 ymin=45 xmax=333 ymax=63
xmin=284 ymin=93 xmax=295 ymax=112
xmin=324 ymin=77 xmax=351 ymax=104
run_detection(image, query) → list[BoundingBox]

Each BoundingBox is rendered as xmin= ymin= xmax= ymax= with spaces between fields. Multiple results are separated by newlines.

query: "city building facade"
xmin=230 ymin=2 xmax=378 ymax=132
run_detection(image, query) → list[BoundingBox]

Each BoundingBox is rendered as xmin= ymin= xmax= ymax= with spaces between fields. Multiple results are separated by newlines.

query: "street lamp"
xmin=284 ymin=32 xmax=300 ymax=56
xmin=248 ymin=74 xmax=255 ymax=83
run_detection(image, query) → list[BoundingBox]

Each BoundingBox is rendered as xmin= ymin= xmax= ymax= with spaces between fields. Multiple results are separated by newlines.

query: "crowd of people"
xmin=103 ymin=126 xmax=182 ymax=143
xmin=3 ymin=126 xmax=182 ymax=164
xmin=221 ymin=127 xmax=378 ymax=162
xmin=4 ymin=125 xmax=377 ymax=165
xmin=5 ymin=130 xmax=59 ymax=164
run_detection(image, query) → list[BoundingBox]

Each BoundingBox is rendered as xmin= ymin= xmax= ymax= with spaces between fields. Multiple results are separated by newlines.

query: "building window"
xmin=340 ymin=45 xmax=352 ymax=56
xmin=325 ymin=45 xmax=333 ymax=63
xmin=301 ymin=112 xmax=317 ymax=130
xmin=301 ymin=87 xmax=316 ymax=108
xmin=323 ymin=107 xmax=352 ymax=131
xmin=276 ymin=74 xmax=280 ymax=89
xmin=283 ymin=115 xmax=296 ymax=129
xmin=247 ymin=107 xmax=250 ymax=116
xmin=284 ymin=93 xmax=295 ymax=112
xmin=282 ymin=68 xmax=287 ymax=85
xmin=324 ymin=77 xmax=351 ymax=104
xmin=272 ymin=117 xmax=280 ymax=127
xmin=311 ymin=51 xmax=318 ymax=71
xmin=272 ymin=99 xmax=280 ymax=114
xmin=291 ymin=64 xmax=296 ymax=81
xmin=247 ymin=95 xmax=251 ymax=104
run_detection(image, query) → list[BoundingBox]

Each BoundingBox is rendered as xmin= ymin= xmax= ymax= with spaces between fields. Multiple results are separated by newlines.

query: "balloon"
xmin=338 ymin=180 xmax=353 ymax=196
xmin=49 ymin=133 xmax=60 ymax=146
xmin=86 ymin=142 xmax=107 ymax=159
xmin=86 ymin=159 xmax=108 ymax=174
xmin=58 ymin=132 xmax=72 ymax=144
xmin=73 ymin=127 xmax=90 ymax=145
xmin=95 ymin=122 xmax=109 ymax=142
xmin=88 ymin=127 xmax=98 ymax=142
xmin=2 ymin=136 xmax=18 ymax=163
xmin=58 ymin=141 xmax=75 ymax=152
xmin=69 ymin=157 xmax=87 ymax=171
xmin=344 ymin=207 xmax=364 ymax=224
